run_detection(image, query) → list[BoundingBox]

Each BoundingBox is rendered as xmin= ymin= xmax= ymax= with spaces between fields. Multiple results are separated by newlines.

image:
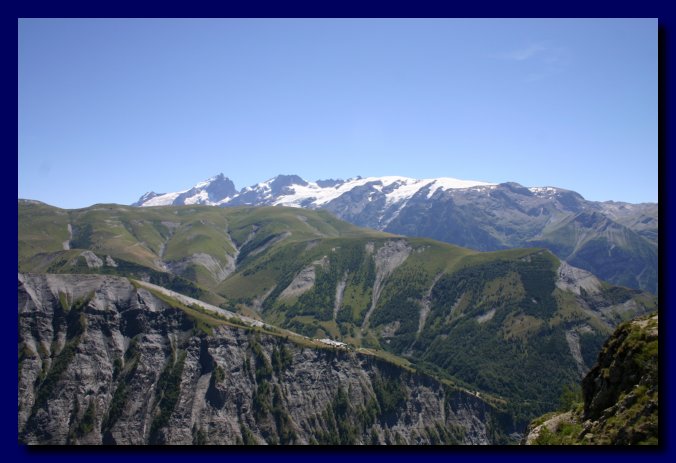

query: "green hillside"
xmin=18 ymin=200 xmax=657 ymax=427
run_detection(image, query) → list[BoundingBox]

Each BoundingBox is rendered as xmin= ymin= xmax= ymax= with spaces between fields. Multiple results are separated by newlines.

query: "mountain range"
xmin=18 ymin=200 xmax=657 ymax=442
xmin=132 ymin=174 xmax=658 ymax=294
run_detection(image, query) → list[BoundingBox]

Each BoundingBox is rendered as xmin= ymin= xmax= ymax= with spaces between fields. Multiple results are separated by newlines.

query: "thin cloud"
xmin=497 ymin=43 xmax=571 ymax=82
xmin=500 ymin=43 xmax=547 ymax=61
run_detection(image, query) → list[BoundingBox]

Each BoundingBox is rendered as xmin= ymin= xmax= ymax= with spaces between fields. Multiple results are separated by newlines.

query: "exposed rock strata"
xmin=279 ymin=266 xmax=316 ymax=300
xmin=361 ymin=240 xmax=411 ymax=331
xmin=167 ymin=253 xmax=235 ymax=283
xmin=19 ymin=273 xmax=511 ymax=445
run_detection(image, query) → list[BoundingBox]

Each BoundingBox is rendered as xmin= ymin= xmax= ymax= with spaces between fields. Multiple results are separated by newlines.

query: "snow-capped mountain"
xmin=133 ymin=173 xmax=496 ymax=210
xmin=133 ymin=173 xmax=658 ymax=293
xmin=132 ymin=174 xmax=237 ymax=207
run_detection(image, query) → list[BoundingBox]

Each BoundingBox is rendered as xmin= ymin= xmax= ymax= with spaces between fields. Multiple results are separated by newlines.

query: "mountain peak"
xmin=174 ymin=174 xmax=237 ymax=205
xmin=131 ymin=191 xmax=160 ymax=206
xmin=267 ymin=174 xmax=308 ymax=194
xmin=132 ymin=175 xmax=237 ymax=207
xmin=194 ymin=173 xmax=232 ymax=188
xmin=202 ymin=174 xmax=237 ymax=199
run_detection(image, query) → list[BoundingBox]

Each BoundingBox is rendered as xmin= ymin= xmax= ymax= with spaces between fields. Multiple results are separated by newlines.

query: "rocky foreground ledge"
xmin=524 ymin=313 xmax=658 ymax=445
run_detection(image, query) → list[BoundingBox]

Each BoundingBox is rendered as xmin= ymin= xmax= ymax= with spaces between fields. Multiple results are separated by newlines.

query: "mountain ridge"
xmin=130 ymin=173 xmax=658 ymax=293
xmin=132 ymin=173 xmax=657 ymax=210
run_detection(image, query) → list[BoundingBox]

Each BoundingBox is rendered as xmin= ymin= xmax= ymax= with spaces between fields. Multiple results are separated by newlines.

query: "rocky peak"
xmin=267 ymin=175 xmax=308 ymax=195
xmin=203 ymin=174 xmax=237 ymax=200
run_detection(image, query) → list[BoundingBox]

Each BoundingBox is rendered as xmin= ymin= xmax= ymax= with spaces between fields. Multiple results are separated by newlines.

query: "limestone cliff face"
xmin=18 ymin=273 xmax=511 ymax=445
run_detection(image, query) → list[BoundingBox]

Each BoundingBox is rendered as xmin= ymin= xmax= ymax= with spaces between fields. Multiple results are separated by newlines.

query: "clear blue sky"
xmin=18 ymin=18 xmax=657 ymax=208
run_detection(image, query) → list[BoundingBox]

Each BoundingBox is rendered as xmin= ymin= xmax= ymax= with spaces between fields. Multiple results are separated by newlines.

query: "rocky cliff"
xmin=523 ymin=313 xmax=658 ymax=445
xmin=19 ymin=273 xmax=513 ymax=445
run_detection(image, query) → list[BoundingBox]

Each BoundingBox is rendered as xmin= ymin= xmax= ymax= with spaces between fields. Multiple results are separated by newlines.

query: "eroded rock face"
xmin=362 ymin=240 xmax=412 ymax=331
xmin=523 ymin=313 xmax=658 ymax=445
xmin=582 ymin=315 xmax=658 ymax=422
xmin=18 ymin=273 xmax=511 ymax=445
xmin=278 ymin=265 xmax=316 ymax=300
xmin=167 ymin=253 xmax=235 ymax=284
xmin=80 ymin=251 xmax=103 ymax=269
xmin=556 ymin=261 xmax=601 ymax=296
xmin=564 ymin=324 xmax=594 ymax=377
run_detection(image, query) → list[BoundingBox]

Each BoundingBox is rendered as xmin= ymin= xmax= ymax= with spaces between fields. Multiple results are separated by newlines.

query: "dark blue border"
xmin=9 ymin=0 xmax=669 ymax=19
xmin=7 ymin=1 xmax=673 ymax=462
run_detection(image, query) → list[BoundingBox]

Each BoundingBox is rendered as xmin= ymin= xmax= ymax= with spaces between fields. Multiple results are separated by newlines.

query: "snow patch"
xmin=383 ymin=178 xmax=429 ymax=205
xmin=141 ymin=191 xmax=186 ymax=207
xmin=424 ymin=178 xmax=496 ymax=198
xmin=183 ymin=190 xmax=210 ymax=205
xmin=193 ymin=175 xmax=222 ymax=189
xmin=528 ymin=186 xmax=558 ymax=195
xmin=215 ymin=196 xmax=233 ymax=205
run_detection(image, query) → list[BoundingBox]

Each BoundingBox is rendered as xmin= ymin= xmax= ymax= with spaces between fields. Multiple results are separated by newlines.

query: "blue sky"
xmin=18 ymin=18 xmax=657 ymax=208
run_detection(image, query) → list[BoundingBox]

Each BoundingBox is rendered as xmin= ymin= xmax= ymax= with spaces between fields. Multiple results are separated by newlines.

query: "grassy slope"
xmin=18 ymin=201 xmax=388 ymax=284
xmin=18 ymin=201 xmax=71 ymax=264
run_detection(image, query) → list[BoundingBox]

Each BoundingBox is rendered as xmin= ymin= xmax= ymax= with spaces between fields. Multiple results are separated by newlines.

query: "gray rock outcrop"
xmin=18 ymin=273 xmax=512 ymax=445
